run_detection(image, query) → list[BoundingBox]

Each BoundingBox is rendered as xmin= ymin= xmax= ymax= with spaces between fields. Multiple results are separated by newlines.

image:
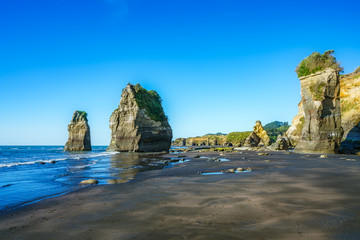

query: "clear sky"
xmin=0 ymin=0 xmax=359 ymax=145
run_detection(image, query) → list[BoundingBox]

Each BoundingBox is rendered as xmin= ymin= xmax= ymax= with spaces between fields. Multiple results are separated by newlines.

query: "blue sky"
xmin=0 ymin=0 xmax=359 ymax=145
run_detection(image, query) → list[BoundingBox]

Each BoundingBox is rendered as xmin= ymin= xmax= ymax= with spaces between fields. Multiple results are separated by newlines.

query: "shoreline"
xmin=1 ymin=149 xmax=360 ymax=239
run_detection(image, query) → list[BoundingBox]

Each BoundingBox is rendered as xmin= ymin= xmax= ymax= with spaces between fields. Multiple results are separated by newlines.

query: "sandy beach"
xmin=1 ymin=150 xmax=360 ymax=240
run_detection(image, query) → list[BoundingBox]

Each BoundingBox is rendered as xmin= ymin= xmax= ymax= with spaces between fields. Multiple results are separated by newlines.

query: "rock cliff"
xmin=294 ymin=68 xmax=343 ymax=153
xmin=64 ymin=111 xmax=91 ymax=151
xmin=287 ymin=68 xmax=360 ymax=153
xmin=244 ymin=121 xmax=271 ymax=147
xmin=339 ymin=70 xmax=360 ymax=152
xmin=107 ymin=83 xmax=172 ymax=152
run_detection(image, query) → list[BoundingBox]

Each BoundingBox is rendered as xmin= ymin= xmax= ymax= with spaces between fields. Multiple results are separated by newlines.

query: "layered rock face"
xmin=295 ymin=68 xmax=343 ymax=153
xmin=108 ymin=84 xmax=172 ymax=152
xmin=244 ymin=121 xmax=271 ymax=147
xmin=64 ymin=111 xmax=91 ymax=151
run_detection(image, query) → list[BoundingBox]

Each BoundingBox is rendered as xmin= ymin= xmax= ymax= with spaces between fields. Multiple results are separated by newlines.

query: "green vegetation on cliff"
xmin=226 ymin=132 xmax=251 ymax=145
xmin=266 ymin=125 xmax=290 ymax=142
xmin=295 ymin=50 xmax=343 ymax=78
xmin=205 ymin=132 xmax=227 ymax=136
xmin=309 ymin=82 xmax=326 ymax=101
xmin=74 ymin=110 xmax=88 ymax=121
xmin=264 ymin=121 xmax=288 ymax=130
xmin=133 ymin=84 xmax=167 ymax=122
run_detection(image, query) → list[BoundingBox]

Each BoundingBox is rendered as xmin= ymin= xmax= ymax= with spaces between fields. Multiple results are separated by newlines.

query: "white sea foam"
xmin=0 ymin=158 xmax=68 ymax=168
xmin=68 ymin=163 xmax=95 ymax=169
xmin=0 ymin=151 xmax=117 ymax=169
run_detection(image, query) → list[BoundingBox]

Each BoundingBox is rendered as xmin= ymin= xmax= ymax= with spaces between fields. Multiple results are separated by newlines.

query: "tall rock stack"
xmin=295 ymin=68 xmax=343 ymax=153
xmin=64 ymin=111 xmax=91 ymax=151
xmin=108 ymin=83 xmax=172 ymax=152
xmin=244 ymin=120 xmax=271 ymax=147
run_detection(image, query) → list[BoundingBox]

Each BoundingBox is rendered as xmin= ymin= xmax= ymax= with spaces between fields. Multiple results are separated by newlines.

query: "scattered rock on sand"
xmin=208 ymin=158 xmax=221 ymax=162
xmin=265 ymin=160 xmax=271 ymax=162
xmin=80 ymin=179 xmax=99 ymax=185
xmin=319 ymin=155 xmax=328 ymax=158
xmin=258 ymin=153 xmax=269 ymax=156
xmin=236 ymin=167 xmax=244 ymax=172
xmin=193 ymin=155 xmax=200 ymax=158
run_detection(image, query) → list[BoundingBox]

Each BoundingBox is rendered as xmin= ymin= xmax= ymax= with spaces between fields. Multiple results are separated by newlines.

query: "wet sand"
xmin=1 ymin=150 xmax=360 ymax=239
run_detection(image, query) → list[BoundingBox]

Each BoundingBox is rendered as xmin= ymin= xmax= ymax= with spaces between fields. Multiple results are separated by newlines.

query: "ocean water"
xmin=0 ymin=146 xmax=179 ymax=212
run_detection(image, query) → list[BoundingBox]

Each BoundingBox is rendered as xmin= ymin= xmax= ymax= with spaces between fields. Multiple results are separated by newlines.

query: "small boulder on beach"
xmin=80 ymin=179 xmax=99 ymax=185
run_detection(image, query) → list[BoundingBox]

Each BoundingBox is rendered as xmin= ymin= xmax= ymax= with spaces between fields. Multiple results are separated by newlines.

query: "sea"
xmin=0 ymin=146 xmax=180 ymax=212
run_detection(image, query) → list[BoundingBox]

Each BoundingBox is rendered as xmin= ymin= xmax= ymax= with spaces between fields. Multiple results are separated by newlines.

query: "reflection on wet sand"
xmin=108 ymin=153 xmax=142 ymax=184
xmin=108 ymin=153 xmax=172 ymax=184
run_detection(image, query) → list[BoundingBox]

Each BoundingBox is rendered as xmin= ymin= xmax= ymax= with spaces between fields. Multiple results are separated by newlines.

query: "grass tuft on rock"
xmin=295 ymin=50 xmax=343 ymax=78
xmin=309 ymin=82 xmax=326 ymax=101
xmin=133 ymin=84 xmax=167 ymax=122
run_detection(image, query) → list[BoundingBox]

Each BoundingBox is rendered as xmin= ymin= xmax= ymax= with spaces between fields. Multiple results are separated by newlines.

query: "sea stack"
xmin=294 ymin=51 xmax=343 ymax=153
xmin=107 ymin=83 xmax=172 ymax=152
xmin=244 ymin=120 xmax=271 ymax=147
xmin=64 ymin=111 xmax=91 ymax=151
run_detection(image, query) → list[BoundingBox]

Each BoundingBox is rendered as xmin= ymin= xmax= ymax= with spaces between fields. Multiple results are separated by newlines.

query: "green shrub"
xmin=75 ymin=111 xmax=88 ymax=121
xmin=295 ymin=50 xmax=343 ymax=78
xmin=133 ymin=84 xmax=167 ymax=123
xmin=266 ymin=125 xmax=290 ymax=142
xmin=264 ymin=121 xmax=288 ymax=130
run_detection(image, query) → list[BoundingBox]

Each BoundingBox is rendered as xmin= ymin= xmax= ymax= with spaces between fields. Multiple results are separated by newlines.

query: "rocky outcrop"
xmin=107 ymin=83 xmax=172 ymax=152
xmin=294 ymin=68 xmax=343 ymax=153
xmin=287 ymin=69 xmax=360 ymax=153
xmin=173 ymin=138 xmax=186 ymax=146
xmin=339 ymin=70 xmax=360 ymax=153
xmin=185 ymin=135 xmax=226 ymax=146
xmin=272 ymin=135 xmax=289 ymax=150
xmin=285 ymin=101 xmax=304 ymax=146
xmin=64 ymin=111 xmax=91 ymax=151
xmin=244 ymin=121 xmax=271 ymax=147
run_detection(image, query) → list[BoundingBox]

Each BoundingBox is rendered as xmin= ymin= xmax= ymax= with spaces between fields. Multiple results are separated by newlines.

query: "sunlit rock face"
xmin=244 ymin=121 xmax=271 ymax=147
xmin=64 ymin=111 xmax=91 ymax=151
xmin=107 ymin=83 xmax=172 ymax=152
xmin=295 ymin=68 xmax=343 ymax=154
